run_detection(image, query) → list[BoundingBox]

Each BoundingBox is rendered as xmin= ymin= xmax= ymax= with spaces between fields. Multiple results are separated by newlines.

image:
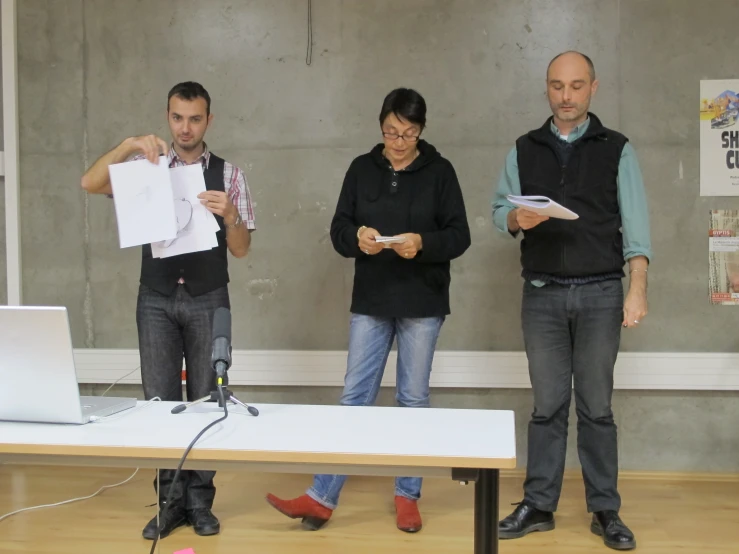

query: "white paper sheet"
xmin=375 ymin=236 xmax=407 ymax=244
xmin=150 ymin=165 xmax=219 ymax=258
xmin=506 ymin=195 xmax=579 ymax=220
xmin=108 ymin=156 xmax=177 ymax=248
xmin=206 ymin=205 xmax=220 ymax=233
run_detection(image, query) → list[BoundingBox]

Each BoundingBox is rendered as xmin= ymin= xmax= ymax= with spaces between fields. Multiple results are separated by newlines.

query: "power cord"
xmin=93 ymin=366 xmax=161 ymax=422
xmin=149 ymin=383 xmax=229 ymax=554
xmin=101 ymin=365 xmax=141 ymax=397
xmin=0 ymin=365 xmax=144 ymax=524
xmin=0 ymin=467 xmax=140 ymax=524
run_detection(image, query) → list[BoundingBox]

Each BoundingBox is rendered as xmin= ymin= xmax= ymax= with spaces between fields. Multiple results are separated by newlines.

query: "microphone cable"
xmin=149 ymin=380 xmax=228 ymax=554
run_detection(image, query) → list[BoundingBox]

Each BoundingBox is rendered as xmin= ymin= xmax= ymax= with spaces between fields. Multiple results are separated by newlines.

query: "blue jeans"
xmin=137 ymin=283 xmax=230 ymax=510
xmin=307 ymin=314 xmax=445 ymax=510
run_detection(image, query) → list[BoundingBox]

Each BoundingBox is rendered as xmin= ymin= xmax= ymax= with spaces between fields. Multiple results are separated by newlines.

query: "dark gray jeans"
xmin=137 ymin=283 xmax=230 ymax=510
xmin=521 ymin=279 xmax=623 ymax=513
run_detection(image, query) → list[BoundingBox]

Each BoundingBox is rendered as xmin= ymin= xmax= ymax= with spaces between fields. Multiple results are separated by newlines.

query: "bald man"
xmin=492 ymin=51 xmax=651 ymax=550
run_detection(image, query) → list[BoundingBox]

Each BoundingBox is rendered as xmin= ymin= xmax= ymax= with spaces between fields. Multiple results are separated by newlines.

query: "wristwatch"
xmin=225 ymin=213 xmax=243 ymax=229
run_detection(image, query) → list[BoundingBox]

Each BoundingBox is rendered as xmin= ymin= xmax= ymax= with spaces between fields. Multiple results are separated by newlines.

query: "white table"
xmin=0 ymin=400 xmax=516 ymax=554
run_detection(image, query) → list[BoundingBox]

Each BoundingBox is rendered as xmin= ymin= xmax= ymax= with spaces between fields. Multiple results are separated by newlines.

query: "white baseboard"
xmin=72 ymin=349 xmax=739 ymax=390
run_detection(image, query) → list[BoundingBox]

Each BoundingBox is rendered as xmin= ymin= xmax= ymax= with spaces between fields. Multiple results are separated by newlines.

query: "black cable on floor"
xmin=149 ymin=385 xmax=228 ymax=554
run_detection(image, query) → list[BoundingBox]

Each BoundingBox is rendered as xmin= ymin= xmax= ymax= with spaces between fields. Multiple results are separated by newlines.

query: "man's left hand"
xmin=391 ymin=233 xmax=423 ymax=259
xmin=623 ymin=288 xmax=647 ymax=328
xmin=199 ymin=191 xmax=238 ymax=224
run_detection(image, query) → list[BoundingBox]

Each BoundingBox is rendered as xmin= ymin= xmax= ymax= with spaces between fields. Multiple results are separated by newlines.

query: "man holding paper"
xmin=492 ymin=52 xmax=651 ymax=550
xmin=81 ymin=81 xmax=255 ymax=539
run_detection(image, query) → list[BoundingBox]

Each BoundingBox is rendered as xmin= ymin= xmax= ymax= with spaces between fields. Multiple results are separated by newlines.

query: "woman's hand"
xmin=358 ymin=227 xmax=383 ymax=255
xmin=391 ymin=233 xmax=422 ymax=259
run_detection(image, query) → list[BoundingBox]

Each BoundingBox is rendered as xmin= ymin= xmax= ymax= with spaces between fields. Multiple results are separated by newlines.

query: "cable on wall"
xmin=306 ymin=0 xmax=313 ymax=66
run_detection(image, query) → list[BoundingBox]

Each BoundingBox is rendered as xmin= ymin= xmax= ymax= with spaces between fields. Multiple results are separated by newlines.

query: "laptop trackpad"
xmin=81 ymin=396 xmax=137 ymax=419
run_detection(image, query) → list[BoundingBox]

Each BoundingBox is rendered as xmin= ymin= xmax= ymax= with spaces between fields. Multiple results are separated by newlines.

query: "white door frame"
xmin=2 ymin=0 xmax=20 ymax=305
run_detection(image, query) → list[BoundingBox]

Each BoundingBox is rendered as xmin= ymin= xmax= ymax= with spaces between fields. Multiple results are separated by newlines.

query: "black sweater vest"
xmin=516 ymin=114 xmax=628 ymax=278
xmin=139 ymin=154 xmax=229 ymax=296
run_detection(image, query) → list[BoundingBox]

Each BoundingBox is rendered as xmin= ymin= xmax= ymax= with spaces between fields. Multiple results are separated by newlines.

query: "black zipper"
xmin=548 ymin=143 xmax=568 ymax=275
xmin=560 ymin=162 xmax=566 ymax=273
xmin=529 ymin=127 xmax=608 ymax=274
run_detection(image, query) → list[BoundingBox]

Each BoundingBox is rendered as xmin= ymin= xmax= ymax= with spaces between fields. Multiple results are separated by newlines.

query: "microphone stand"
xmin=172 ymin=307 xmax=258 ymax=417
xmin=171 ymin=372 xmax=259 ymax=416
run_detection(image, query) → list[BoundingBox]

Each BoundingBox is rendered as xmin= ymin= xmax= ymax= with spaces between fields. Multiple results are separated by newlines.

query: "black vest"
xmin=139 ymin=153 xmax=229 ymax=296
xmin=516 ymin=114 xmax=627 ymax=277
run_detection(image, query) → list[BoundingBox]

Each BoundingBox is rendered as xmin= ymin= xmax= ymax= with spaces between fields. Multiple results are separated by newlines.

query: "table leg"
xmin=474 ymin=469 xmax=499 ymax=554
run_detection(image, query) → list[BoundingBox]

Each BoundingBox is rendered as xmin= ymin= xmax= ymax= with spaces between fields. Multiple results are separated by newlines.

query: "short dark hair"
xmin=547 ymin=51 xmax=596 ymax=82
xmin=379 ymin=88 xmax=427 ymax=130
xmin=167 ymin=81 xmax=211 ymax=115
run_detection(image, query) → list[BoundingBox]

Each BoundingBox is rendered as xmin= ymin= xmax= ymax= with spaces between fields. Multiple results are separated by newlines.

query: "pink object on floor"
xmin=173 ymin=549 xmax=196 ymax=554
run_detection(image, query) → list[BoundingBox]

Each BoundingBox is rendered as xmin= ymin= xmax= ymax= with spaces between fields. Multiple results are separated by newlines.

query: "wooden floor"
xmin=1 ymin=465 xmax=738 ymax=553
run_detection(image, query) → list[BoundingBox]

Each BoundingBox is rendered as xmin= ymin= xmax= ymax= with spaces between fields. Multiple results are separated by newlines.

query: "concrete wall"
xmin=18 ymin=1 xmax=86 ymax=339
xmin=17 ymin=1 xmax=739 ymax=471
xmin=0 ymin=7 xmax=6 ymax=305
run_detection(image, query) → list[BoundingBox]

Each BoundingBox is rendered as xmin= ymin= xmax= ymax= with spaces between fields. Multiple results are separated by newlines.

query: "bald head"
xmin=547 ymin=51 xmax=596 ymax=83
xmin=545 ymin=51 xmax=598 ymax=128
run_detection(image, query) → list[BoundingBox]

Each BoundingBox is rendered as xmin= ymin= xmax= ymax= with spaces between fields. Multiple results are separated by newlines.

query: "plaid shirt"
xmin=132 ymin=143 xmax=256 ymax=230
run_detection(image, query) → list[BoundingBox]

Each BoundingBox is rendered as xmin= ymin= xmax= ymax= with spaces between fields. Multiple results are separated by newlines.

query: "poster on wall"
xmin=700 ymin=80 xmax=739 ymax=196
xmin=709 ymin=210 xmax=739 ymax=304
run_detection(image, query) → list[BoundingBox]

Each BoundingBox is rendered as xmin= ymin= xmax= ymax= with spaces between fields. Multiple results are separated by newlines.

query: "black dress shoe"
xmin=499 ymin=501 xmax=555 ymax=539
xmin=591 ymin=510 xmax=636 ymax=550
xmin=188 ymin=508 xmax=221 ymax=536
xmin=142 ymin=504 xmax=187 ymax=540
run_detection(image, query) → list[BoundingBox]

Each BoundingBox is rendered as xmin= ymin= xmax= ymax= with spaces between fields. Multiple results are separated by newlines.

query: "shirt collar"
xmin=549 ymin=117 xmax=590 ymax=143
xmin=168 ymin=142 xmax=211 ymax=168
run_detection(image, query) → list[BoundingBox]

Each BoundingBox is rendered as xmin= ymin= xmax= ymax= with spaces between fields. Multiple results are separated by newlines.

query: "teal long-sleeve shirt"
xmin=491 ymin=118 xmax=652 ymax=263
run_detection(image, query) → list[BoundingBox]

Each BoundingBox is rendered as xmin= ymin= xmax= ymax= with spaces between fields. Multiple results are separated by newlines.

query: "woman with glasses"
xmin=265 ymin=88 xmax=471 ymax=533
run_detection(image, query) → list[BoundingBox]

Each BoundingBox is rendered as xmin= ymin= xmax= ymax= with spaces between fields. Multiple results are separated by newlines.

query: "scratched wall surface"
xmin=16 ymin=0 xmax=739 ymax=351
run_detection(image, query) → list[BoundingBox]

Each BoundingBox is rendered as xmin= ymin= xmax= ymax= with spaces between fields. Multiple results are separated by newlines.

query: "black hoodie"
xmin=330 ymin=140 xmax=471 ymax=318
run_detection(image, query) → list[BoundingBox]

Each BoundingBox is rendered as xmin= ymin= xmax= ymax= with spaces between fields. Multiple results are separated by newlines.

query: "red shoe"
xmin=265 ymin=493 xmax=333 ymax=530
xmin=395 ymin=496 xmax=422 ymax=533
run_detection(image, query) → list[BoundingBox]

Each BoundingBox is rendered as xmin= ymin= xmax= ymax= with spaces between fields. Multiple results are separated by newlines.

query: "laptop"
xmin=0 ymin=306 xmax=137 ymax=424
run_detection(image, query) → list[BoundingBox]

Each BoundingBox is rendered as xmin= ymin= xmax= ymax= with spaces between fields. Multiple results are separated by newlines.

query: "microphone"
xmin=171 ymin=307 xmax=259 ymax=417
xmin=211 ymin=307 xmax=232 ymax=382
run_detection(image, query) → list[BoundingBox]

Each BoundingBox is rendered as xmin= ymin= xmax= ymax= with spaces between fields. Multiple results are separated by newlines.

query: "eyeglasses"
xmin=382 ymin=132 xmax=420 ymax=143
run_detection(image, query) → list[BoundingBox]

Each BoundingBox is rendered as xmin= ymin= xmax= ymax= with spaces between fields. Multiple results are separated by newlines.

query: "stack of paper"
xmin=151 ymin=165 xmax=219 ymax=259
xmin=375 ymin=236 xmax=406 ymax=244
xmin=108 ymin=158 xmax=219 ymax=256
xmin=108 ymin=157 xmax=178 ymax=248
xmin=506 ymin=195 xmax=579 ymax=220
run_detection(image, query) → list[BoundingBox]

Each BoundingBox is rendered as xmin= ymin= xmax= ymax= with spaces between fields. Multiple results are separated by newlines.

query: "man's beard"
xmin=176 ymin=138 xmax=202 ymax=152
